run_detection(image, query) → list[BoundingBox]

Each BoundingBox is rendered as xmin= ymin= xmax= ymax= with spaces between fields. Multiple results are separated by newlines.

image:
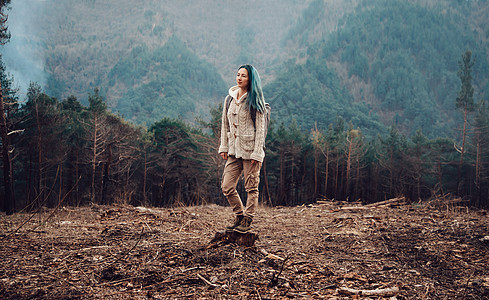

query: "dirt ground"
xmin=1 ymin=199 xmax=489 ymax=299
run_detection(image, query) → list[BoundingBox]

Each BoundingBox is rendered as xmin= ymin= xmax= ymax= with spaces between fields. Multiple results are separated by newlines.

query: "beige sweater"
xmin=218 ymin=86 xmax=266 ymax=162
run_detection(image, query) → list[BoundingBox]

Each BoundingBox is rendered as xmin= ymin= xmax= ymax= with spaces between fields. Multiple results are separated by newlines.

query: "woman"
xmin=218 ymin=64 xmax=266 ymax=233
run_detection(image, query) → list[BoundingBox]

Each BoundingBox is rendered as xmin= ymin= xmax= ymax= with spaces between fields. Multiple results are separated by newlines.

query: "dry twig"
xmin=337 ymin=286 xmax=399 ymax=297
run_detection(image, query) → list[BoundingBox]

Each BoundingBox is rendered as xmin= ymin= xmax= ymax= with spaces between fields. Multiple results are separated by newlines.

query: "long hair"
xmin=239 ymin=64 xmax=265 ymax=113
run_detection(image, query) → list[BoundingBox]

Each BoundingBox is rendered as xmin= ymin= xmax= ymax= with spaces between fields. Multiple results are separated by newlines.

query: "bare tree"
xmin=100 ymin=115 xmax=142 ymax=204
xmin=344 ymin=128 xmax=364 ymax=200
xmin=78 ymin=88 xmax=108 ymax=204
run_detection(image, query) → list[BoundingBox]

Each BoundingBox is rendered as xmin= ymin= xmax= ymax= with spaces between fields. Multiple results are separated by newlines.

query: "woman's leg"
xmin=242 ymin=160 xmax=262 ymax=218
xmin=221 ymin=156 xmax=244 ymax=215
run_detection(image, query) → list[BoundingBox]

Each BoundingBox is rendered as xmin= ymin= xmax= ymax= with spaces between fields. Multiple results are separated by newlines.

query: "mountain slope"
xmin=1 ymin=0 xmax=308 ymax=124
xmin=1 ymin=0 xmax=488 ymax=136
xmin=272 ymin=0 xmax=489 ymax=137
xmin=105 ymin=37 xmax=226 ymax=125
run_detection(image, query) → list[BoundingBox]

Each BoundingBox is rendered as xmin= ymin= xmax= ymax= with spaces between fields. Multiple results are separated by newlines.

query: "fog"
xmin=1 ymin=0 xmax=48 ymax=100
xmin=1 ymin=0 xmax=306 ymax=101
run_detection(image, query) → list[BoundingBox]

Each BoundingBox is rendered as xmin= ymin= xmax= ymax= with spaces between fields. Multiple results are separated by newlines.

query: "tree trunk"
xmin=279 ymin=149 xmax=285 ymax=204
xmin=457 ymin=106 xmax=468 ymax=193
xmin=334 ymin=160 xmax=339 ymax=199
xmin=0 ymin=82 xmax=13 ymax=214
xmin=346 ymin=139 xmax=352 ymax=197
xmin=262 ymin=156 xmax=272 ymax=206
xmin=102 ymin=143 xmax=112 ymax=204
xmin=75 ymin=150 xmax=80 ymax=206
xmin=35 ymin=102 xmax=44 ymax=204
xmin=324 ymin=147 xmax=329 ymax=197
xmin=475 ymin=141 xmax=481 ymax=187
xmin=355 ymin=157 xmax=360 ymax=201
xmin=143 ymin=150 xmax=148 ymax=205
xmin=91 ymin=115 xmax=99 ymax=202
xmin=58 ymin=163 xmax=63 ymax=205
xmin=314 ymin=145 xmax=318 ymax=199
xmin=26 ymin=153 xmax=33 ymax=207
xmin=437 ymin=160 xmax=444 ymax=196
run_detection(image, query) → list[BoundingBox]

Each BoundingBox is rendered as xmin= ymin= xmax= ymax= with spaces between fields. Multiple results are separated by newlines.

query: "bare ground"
xmin=1 ymin=199 xmax=489 ymax=299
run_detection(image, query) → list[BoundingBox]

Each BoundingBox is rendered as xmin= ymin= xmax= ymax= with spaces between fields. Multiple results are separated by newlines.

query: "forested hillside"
xmin=2 ymin=0 xmax=488 ymax=136
xmin=272 ymin=0 xmax=489 ymax=137
xmin=106 ymin=37 xmax=226 ymax=125
xmin=2 ymin=0 xmax=308 ymax=125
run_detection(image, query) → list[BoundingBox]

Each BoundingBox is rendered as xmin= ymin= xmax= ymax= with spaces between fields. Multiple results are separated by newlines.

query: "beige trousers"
xmin=221 ymin=156 xmax=262 ymax=218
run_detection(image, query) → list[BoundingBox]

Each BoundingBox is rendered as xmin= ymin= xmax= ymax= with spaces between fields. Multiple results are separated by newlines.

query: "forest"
xmin=1 ymin=0 xmax=489 ymax=214
xmin=1 ymin=48 xmax=488 ymax=214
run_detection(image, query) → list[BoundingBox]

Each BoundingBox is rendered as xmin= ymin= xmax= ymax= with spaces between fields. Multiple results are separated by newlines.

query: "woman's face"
xmin=236 ymin=68 xmax=249 ymax=90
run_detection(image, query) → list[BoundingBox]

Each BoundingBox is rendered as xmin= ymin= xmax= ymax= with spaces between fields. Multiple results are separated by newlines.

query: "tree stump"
xmin=206 ymin=230 xmax=259 ymax=248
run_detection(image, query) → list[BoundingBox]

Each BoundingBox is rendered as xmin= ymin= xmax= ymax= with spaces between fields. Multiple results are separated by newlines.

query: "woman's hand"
xmin=251 ymin=159 xmax=259 ymax=166
xmin=220 ymin=152 xmax=228 ymax=160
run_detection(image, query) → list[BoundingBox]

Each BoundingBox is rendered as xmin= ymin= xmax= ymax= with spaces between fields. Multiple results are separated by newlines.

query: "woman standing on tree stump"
xmin=218 ymin=65 xmax=266 ymax=233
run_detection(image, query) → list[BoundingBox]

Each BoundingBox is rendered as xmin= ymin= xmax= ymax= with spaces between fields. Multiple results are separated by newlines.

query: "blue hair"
xmin=239 ymin=64 xmax=265 ymax=113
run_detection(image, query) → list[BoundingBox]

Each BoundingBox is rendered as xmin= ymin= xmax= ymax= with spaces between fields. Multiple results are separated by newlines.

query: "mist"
xmin=0 ymin=0 xmax=48 ymax=101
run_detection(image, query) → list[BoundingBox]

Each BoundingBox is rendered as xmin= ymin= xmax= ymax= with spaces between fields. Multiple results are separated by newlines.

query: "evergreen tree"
xmin=0 ymin=0 xmax=10 ymax=43
xmin=148 ymin=118 xmax=202 ymax=206
xmin=84 ymin=88 xmax=109 ymax=203
xmin=18 ymin=83 xmax=62 ymax=208
xmin=59 ymin=95 xmax=85 ymax=205
xmin=377 ymin=127 xmax=409 ymax=199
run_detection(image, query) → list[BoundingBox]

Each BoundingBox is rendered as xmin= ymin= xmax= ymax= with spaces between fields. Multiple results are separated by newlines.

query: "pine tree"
xmin=20 ymin=83 xmax=62 ymax=208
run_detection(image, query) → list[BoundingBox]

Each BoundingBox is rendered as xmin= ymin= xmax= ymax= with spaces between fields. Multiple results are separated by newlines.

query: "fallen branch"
xmin=365 ymin=197 xmax=406 ymax=207
xmin=337 ymin=286 xmax=399 ymax=297
xmin=259 ymin=248 xmax=285 ymax=261
xmin=340 ymin=197 xmax=406 ymax=211
xmin=142 ymin=266 xmax=204 ymax=290
xmin=339 ymin=206 xmax=369 ymax=210
xmin=179 ymin=219 xmax=193 ymax=232
xmin=269 ymin=255 xmax=289 ymax=287
xmin=197 ymin=273 xmax=220 ymax=288
xmin=180 ymin=266 xmax=205 ymax=273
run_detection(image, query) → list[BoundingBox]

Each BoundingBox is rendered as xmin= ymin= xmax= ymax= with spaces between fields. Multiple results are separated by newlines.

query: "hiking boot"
xmin=226 ymin=214 xmax=244 ymax=232
xmin=234 ymin=216 xmax=252 ymax=233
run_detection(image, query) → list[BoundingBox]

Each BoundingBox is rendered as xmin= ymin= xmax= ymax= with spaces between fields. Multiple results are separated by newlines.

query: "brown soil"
xmin=1 ymin=199 xmax=489 ymax=299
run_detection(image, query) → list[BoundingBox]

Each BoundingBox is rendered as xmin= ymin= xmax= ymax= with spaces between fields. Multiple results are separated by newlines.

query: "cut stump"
xmin=206 ymin=230 xmax=259 ymax=248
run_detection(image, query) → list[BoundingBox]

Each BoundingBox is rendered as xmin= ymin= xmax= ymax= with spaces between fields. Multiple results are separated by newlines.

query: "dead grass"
xmin=1 ymin=200 xmax=489 ymax=299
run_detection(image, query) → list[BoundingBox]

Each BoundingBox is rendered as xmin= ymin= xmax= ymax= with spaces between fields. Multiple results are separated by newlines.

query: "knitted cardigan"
xmin=218 ymin=86 xmax=266 ymax=162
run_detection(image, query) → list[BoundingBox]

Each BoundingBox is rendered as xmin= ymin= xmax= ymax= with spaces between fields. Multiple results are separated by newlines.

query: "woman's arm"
xmin=218 ymin=96 xmax=230 ymax=155
xmin=250 ymin=109 xmax=265 ymax=162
